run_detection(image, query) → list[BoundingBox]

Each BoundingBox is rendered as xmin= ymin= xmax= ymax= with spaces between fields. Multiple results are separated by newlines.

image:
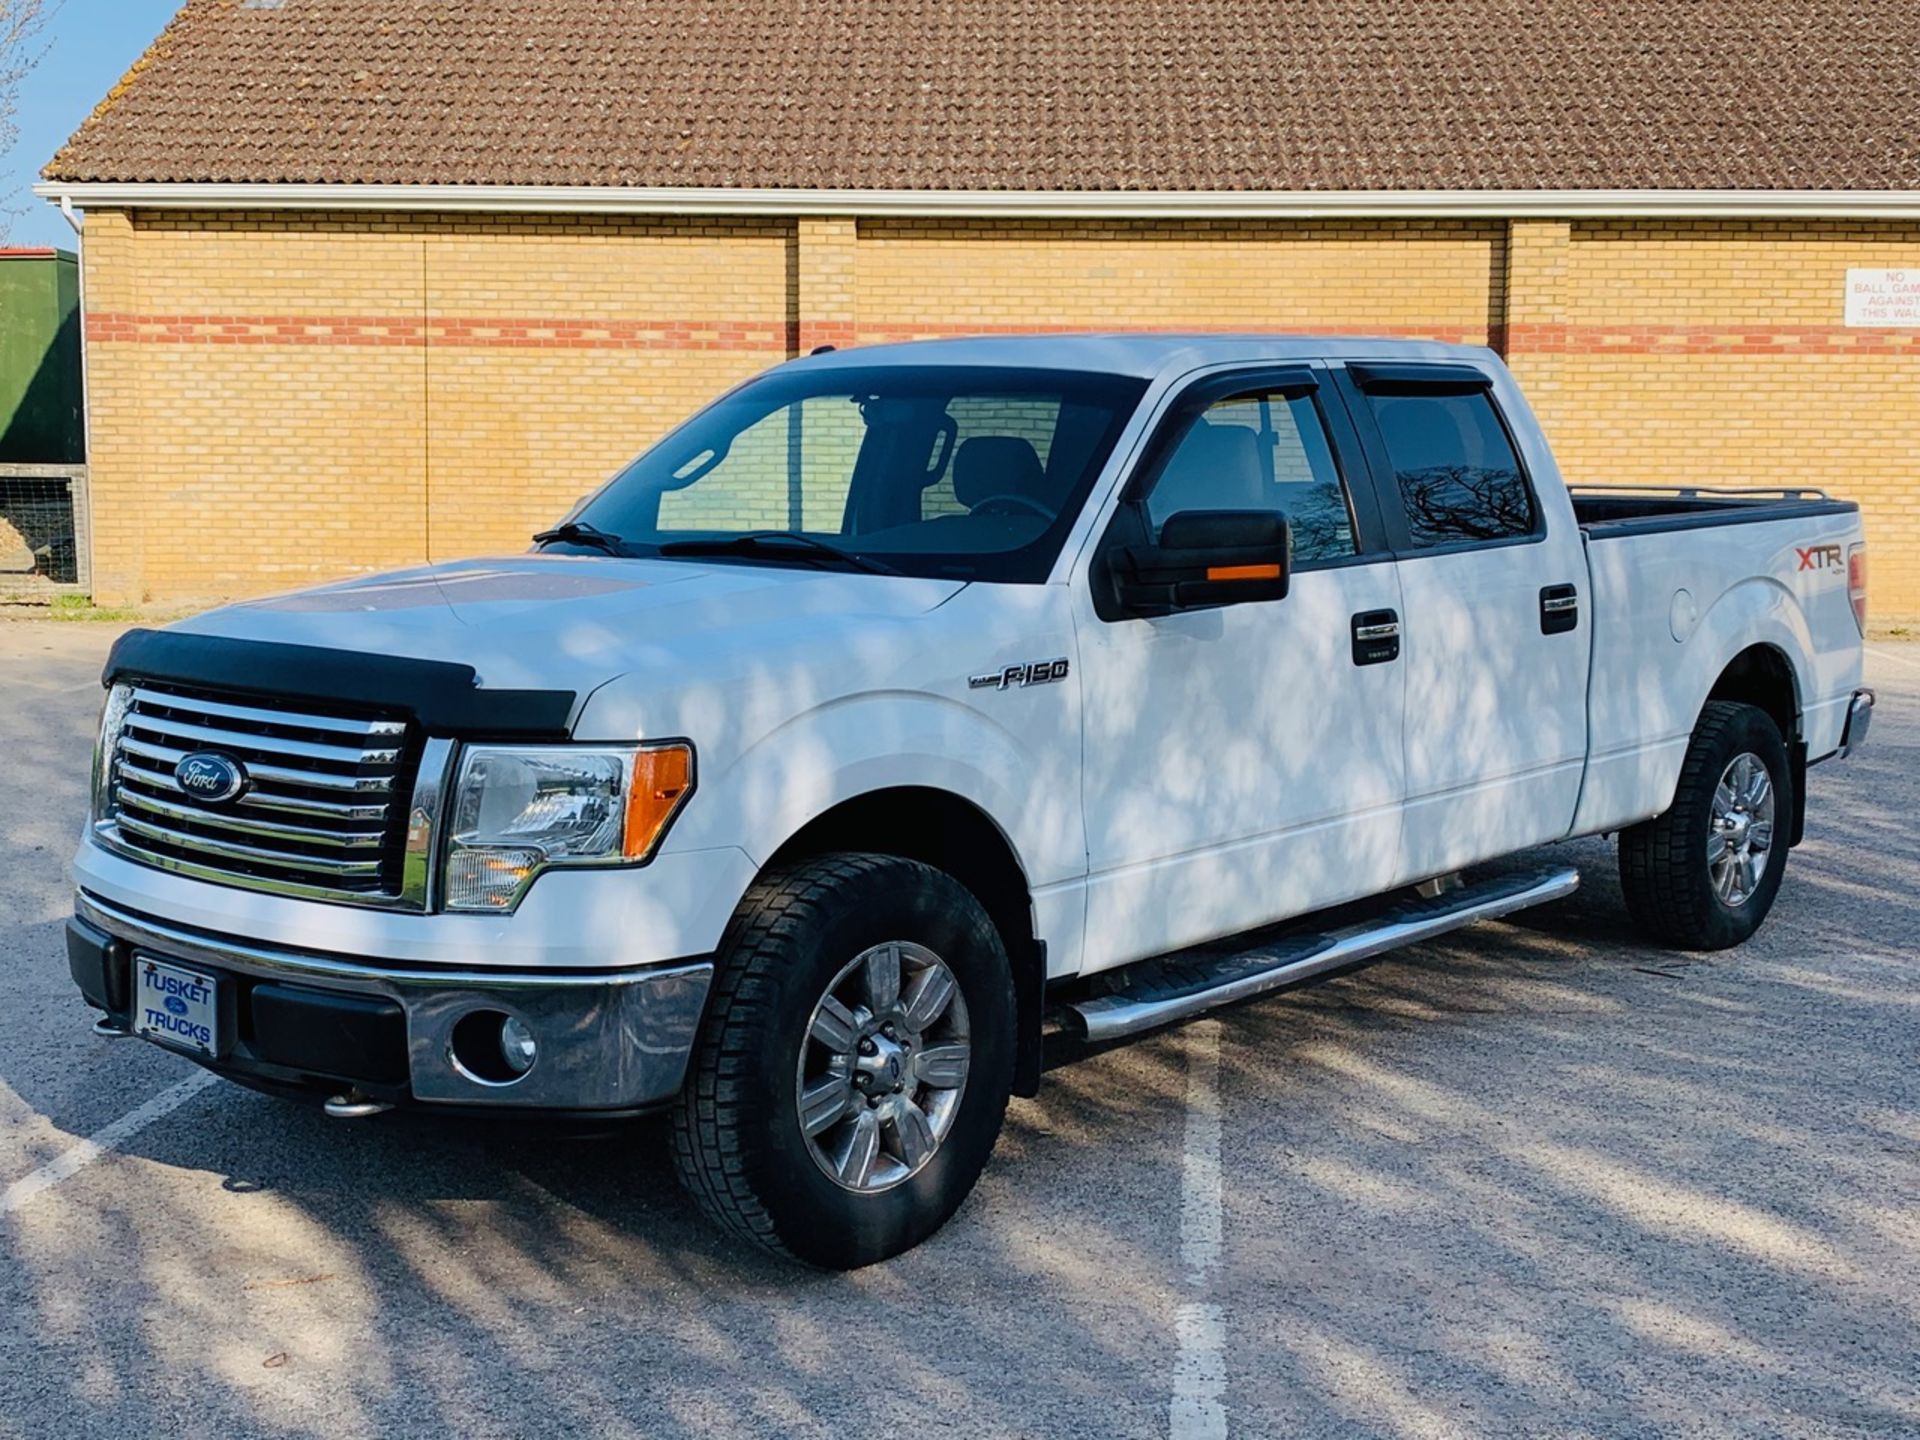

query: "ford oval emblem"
xmin=174 ymin=751 xmax=247 ymax=805
xmin=164 ymin=995 xmax=189 ymax=1016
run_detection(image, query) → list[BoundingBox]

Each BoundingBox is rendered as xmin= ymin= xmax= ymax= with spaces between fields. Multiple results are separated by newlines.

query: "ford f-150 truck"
xmin=66 ymin=335 xmax=1874 ymax=1267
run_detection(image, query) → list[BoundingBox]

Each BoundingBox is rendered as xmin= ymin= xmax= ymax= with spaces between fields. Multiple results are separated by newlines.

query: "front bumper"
xmin=71 ymin=891 xmax=712 ymax=1114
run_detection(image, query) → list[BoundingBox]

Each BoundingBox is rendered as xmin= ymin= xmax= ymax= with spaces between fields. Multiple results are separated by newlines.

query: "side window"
xmin=1365 ymin=390 xmax=1536 ymax=547
xmin=1144 ymin=391 xmax=1357 ymax=564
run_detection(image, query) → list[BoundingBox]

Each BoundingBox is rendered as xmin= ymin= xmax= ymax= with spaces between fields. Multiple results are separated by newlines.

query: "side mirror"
xmin=1113 ymin=509 xmax=1291 ymax=618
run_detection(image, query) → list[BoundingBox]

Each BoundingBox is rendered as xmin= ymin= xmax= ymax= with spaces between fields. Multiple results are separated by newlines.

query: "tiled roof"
xmin=45 ymin=0 xmax=1920 ymax=191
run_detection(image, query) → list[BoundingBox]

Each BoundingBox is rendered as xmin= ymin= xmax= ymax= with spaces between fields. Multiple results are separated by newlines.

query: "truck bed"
xmin=1571 ymin=486 xmax=1858 ymax=537
xmin=1569 ymin=483 xmax=1864 ymax=841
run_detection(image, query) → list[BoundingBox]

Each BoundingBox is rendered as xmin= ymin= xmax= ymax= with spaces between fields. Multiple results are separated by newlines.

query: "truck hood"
xmin=174 ymin=555 xmax=967 ymax=696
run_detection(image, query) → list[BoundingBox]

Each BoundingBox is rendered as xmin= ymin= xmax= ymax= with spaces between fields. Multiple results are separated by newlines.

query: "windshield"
xmin=560 ymin=365 xmax=1149 ymax=582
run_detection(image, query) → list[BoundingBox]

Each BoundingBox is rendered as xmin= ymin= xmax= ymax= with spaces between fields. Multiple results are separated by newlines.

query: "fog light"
xmin=500 ymin=1015 xmax=537 ymax=1076
xmin=449 ymin=1008 xmax=535 ymax=1085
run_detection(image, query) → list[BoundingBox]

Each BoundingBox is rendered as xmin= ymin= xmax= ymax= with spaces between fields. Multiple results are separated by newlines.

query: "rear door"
xmin=1333 ymin=361 xmax=1590 ymax=882
xmin=1073 ymin=365 xmax=1408 ymax=970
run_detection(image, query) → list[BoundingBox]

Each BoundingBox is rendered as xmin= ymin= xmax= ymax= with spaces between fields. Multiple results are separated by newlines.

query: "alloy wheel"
xmin=1708 ymin=750 xmax=1776 ymax=908
xmin=795 ymin=940 xmax=971 ymax=1192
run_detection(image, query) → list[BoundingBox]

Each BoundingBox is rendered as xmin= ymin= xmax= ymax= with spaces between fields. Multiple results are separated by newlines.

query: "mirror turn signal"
xmin=1114 ymin=509 xmax=1292 ymax=618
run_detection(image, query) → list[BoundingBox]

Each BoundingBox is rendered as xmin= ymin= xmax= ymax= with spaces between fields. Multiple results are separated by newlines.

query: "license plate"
xmin=131 ymin=956 xmax=222 ymax=1058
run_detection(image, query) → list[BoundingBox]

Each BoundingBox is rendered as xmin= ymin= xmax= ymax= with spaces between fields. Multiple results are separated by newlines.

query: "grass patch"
xmin=43 ymin=594 xmax=146 ymax=623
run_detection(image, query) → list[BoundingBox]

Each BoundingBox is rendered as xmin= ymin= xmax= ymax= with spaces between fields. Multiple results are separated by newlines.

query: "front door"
xmin=1074 ymin=367 xmax=1408 ymax=973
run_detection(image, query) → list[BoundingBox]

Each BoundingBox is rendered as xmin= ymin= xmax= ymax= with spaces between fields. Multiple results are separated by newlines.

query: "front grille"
xmin=102 ymin=684 xmax=424 ymax=905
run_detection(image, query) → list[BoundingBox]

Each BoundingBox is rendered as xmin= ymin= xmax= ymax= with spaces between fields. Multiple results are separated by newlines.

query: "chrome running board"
xmin=1067 ymin=866 xmax=1581 ymax=1043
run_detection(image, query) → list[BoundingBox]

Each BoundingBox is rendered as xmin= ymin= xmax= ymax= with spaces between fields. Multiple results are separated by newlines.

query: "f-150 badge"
xmin=970 ymin=658 xmax=1071 ymax=691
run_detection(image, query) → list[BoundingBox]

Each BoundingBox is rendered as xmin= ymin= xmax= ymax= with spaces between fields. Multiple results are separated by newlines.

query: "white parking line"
xmin=1179 ymin=1021 xmax=1224 ymax=1283
xmin=0 ymin=1070 xmax=218 ymax=1218
xmin=1867 ymin=645 xmax=1920 ymax=671
xmin=1171 ymin=1020 xmax=1227 ymax=1440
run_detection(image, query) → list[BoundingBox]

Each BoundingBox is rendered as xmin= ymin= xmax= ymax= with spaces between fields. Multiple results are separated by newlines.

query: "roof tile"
xmin=44 ymin=0 xmax=1920 ymax=191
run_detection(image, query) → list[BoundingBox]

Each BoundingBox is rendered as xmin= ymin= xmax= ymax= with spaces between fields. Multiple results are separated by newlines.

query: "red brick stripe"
xmin=85 ymin=313 xmax=1920 ymax=354
xmin=1506 ymin=323 xmax=1920 ymax=354
xmin=85 ymin=312 xmax=797 ymax=351
xmin=87 ymin=312 xmax=1491 ymax=350
xmin=844 ymin=321 xmax=1493 ymax=345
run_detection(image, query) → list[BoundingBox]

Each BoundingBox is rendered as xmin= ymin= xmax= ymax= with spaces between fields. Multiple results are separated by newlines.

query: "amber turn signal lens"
xmin=1205 ymin=563 xmax=1283 ymax=582
xmin=623 ymin=744 xmax=695 ymax=859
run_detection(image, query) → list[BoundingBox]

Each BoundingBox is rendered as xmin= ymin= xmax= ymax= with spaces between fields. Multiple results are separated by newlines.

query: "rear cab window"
xmin=1345 ymin=364 xmax=1540 ymax=550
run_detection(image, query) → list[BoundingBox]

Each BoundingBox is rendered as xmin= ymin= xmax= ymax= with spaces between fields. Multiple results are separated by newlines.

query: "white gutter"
xmin=31 ymin=181 xmax=1920 ymax=220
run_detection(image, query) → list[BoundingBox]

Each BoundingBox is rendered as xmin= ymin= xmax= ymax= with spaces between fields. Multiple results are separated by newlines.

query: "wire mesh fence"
xmin=0 ymin=465 xmax=89 ymax=597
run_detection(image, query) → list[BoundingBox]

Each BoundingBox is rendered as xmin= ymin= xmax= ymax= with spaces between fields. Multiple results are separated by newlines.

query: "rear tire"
xmin=672 ymin=853 xmax=1015 ymax=1268
xmin=1618 ymin=701 xmax=1792 ymax=950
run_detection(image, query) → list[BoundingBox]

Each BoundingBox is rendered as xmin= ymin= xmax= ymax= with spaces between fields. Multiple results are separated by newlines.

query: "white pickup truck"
xmin=67 ymin=335 xmax=1873 ymax=1267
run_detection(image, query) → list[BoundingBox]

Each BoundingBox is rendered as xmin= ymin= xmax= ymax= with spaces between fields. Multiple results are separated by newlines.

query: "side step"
xmin=1066 ymin=866 xmax=1580 ymax=1043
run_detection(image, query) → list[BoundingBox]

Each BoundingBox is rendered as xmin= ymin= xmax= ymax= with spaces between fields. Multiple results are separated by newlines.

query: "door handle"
xmin=1540 ymin=584 xmax=1580 ymax=635
xmin=1352 ymin=609 xmax=1400 ymax=666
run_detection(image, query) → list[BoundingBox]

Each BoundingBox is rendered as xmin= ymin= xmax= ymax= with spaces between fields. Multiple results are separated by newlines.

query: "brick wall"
xmin=80 ymin=208 xmax=1920 ymax=618
xmin=1508 ymin=219 xmax=1920 ymax=620
xmin=82 ymin=210 xmax=790 ymax=603
xmin=851 ymin=219 xmax=1502 ymax=344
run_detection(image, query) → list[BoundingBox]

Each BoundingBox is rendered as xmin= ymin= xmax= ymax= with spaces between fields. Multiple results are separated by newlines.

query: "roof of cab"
xmin=784 ymin=332 xmax=1499 ymax=381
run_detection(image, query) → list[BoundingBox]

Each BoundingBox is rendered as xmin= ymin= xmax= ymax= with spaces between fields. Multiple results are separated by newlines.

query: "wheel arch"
xmin=1705 ymin=641 xmax=1802 ymax=743
xmin=1702 ymin=641 xmax=1809 ymax=846
xmin=765 ymin=786 xmax=1046 ymax=1097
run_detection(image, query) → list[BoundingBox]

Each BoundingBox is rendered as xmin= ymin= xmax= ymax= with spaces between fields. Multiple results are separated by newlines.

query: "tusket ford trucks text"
xmin=65 ymin=335 xmax=1873 ymax=1267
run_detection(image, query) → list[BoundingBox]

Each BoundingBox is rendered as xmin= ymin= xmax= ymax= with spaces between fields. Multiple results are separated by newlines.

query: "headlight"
xmin=443 ymin=743 xmax=694 ymax=912
xmin=92 ymin=683 xmax=134 ymax=824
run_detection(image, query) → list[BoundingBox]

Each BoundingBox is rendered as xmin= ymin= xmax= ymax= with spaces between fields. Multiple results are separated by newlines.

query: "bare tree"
xmin=1396 ymin=464 xmax=1535 ymax=545
xmin=1 ymin=0 xmax=54 ymax=241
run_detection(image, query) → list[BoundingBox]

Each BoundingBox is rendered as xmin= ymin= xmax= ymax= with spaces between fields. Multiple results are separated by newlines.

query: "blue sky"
xmin=4 ymin=0 xmax=181 ymax=249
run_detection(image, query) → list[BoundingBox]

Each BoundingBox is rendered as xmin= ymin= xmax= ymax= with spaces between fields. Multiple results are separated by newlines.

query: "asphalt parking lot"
xmin=1 ymin=619 xmax=1915 ymax=1439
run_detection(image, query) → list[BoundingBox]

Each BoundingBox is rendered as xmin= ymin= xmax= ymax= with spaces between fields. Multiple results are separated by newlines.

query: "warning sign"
xmin=1844 ymin=268 xmax=1920 ymax=327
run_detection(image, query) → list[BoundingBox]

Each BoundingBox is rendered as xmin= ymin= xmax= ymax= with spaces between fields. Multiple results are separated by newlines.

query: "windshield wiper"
xmin=532 ymin=520 xmax=632 ymax=555
xmin=655 ymin=532 xmax=900 ymax=575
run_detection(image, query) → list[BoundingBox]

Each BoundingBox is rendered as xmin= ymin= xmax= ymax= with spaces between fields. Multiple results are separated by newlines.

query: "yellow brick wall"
xmin=78 ymin=209 xmax=1920 ymax=618
xmin=77 ymin=209 xmax=143 ymax=605
xmin=1500 ymin=218 xmax=1571 ymax=419
xmin=1512 ymin=219 xmax=1920 ymax=619
xmin=852 ymin=219 xmax=1503 ymax=341
xmin=106 ymin=210 xmax=430 ymax=597
xmin=82 ymin=210 xmax=791 ymax=604
xmin=420 ymin=216 xmax=791 ymax=559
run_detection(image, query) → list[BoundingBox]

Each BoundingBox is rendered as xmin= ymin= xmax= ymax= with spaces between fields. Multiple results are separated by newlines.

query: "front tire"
xmin=1618 ymin=701 xmax=1792 ymax=950
xmin=672 ymin=853 xmax=1015 ymax=1268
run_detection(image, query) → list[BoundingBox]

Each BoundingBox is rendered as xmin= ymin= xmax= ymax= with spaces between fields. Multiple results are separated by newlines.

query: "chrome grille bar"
xmin=122 ymin=712 xmax=403 ymax=766
xmin=114 ymin=814 xmax=389 ymax=877
xmin=115 ymin=788 xmax=389 ymax=849
xmin=115 ymin=762 xmax=388 ymax=820
xmin=123 ymin=687 xmax=407 ymax=738
xmin=119 ymin=736 xmax=394 ymax=793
